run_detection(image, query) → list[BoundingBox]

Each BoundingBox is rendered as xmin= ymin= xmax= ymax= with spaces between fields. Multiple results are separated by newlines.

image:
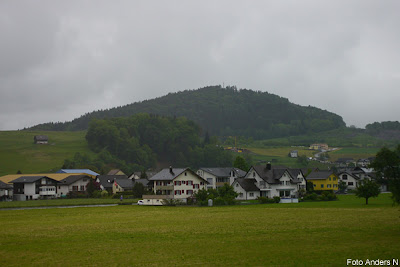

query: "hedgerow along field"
xmin=0 ymin=194 xmax=398 ymax=266
xmin=0 ymin=131 xmax=95 ymax=176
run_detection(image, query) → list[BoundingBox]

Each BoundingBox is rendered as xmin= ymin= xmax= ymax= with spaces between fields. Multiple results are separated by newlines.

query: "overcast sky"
xmin=1 ymin=1 xmax=399 ymax=130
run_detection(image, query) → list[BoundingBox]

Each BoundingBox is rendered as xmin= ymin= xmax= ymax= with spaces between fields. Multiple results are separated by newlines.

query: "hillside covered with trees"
xmin=62 ymin=114 xmax=233 ymax=174
xmin=28 ymin=86 xmax=346 ymax=139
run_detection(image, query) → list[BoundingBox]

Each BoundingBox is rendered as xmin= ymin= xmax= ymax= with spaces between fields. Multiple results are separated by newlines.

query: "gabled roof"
xmin=34 ymin=135 xmax=48 ymax=141
xmin=115 ymin=177 xmax=134 ymax=189
xmin=149 ymin=168 xmax=206 ymax=182
xmin=56 ymin=169 xmax=100 ymax=176
xmin=149 ymin=168 xmax=187 ymax=181
xmin=10 ymin=176 xmax=57 ymax=184
xmin=107 ymin=169 xmax=126 ymax=176
xmin=0 ymin=173 xmax=90 ymax=185
xmin=235 ymin=178 xmax=259 ymax=192
xmin=97 ymin=175 xmax=128 ymax=189
xmin=59 ymin=175 xmax=92 ymax=185
xmin=306 ymin=171 xmax=335 ymax=180
xmin=198 ymin=167 xmax=246 ymax=178
xmin=338 ymin=171 xmax=360 ymax=180
xmin=252 ymin=165 xmax=301 ymax=184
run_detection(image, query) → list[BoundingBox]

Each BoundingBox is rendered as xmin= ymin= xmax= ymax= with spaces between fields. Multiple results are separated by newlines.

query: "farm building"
xmin=33 ymin=135 xmax=48 ymax=144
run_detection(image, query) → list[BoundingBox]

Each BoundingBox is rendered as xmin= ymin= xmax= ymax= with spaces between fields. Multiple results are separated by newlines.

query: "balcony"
xmin=156 ymin=185 xmax=174 ymax=191
xmin=39 ymin=186 xmax=57 ymax=196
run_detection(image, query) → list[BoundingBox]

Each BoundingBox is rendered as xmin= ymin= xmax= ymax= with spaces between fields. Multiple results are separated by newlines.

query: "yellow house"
xmin=306 ymin=171 xmax=338 ymax=191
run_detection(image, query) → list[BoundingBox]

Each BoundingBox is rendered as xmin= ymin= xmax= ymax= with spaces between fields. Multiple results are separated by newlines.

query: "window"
xmin=329 ymin=177 xmax=331 ymax=181
xmin=253 ymin=172 xmax=256 ymax=178
xmin=207 ymin=178 xmax=213 ymax=185
xmin=174 ymin=190 xmax=181 ymax=195
xmin=80 ymin=185 xmax=85 ymax=191
xmin=321 ymin=184 xmax=324 ymax=188
xmin=342 ymin=175 xmax=348 ymax=180
xmin=285 ymin=181 xmax=290 ymax=186
xmin=348 ymin=182 xmax=354 ymax=186
xmin=239 ymin=193 xmax=243 ymax=197
xmin=184 ymin=172 xmax=187 ymax=176
xmin=72 ymin=186 xmax=78 ymax=191
xmin=174 ymin=181 xmax=181 ymax=186
xmin=327 ymin=184 xmax=331 ymax=188
xmin=249 ymin=193 xmax=254 ymax=197
xmin=313 ymin=184 xmax=316 ymax=187
xmin=279 ymin=190 xmax=290 ymax=198
xmin=333 ymin=184 xmax=338 ymax=188
xmin=193 ymin=184 xmax=199 ymax=189
xmin=187 ymin=190 xmax=193 ymax=195
xmin=236 ymin=183 xmax=239 ymax=187
xmin=333 ymin=177 xmax=336 ymax=181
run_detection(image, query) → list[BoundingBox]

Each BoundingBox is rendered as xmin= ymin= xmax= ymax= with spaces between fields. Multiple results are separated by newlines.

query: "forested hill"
xmin=28 ymin=86 xmax=345 ymax=139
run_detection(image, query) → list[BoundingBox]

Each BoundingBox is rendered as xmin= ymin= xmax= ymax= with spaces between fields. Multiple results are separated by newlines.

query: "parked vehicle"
xmin=137 ymin=200 xmax=144 ymax=205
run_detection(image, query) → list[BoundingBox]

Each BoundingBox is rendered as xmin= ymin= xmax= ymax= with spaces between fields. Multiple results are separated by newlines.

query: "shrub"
xmin=304 ymin=193 xmax=318 ymax=201
xmin=258 ymin=197 xmax=275 ymax=204
xmin=162 ymin=199 xmax=184 ymax=206
xmin=273 ymin=196 xmax=281 ymax=203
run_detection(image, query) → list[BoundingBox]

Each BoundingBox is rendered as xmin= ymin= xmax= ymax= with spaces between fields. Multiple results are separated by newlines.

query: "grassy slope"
xmin=0 ymin=131 xmax=95 ymax=176
xmin=0 ymin=194 xmax=398 ymax=266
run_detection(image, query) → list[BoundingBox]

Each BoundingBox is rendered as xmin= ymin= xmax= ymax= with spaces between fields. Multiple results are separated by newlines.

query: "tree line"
xmin=63 ymin=114 xmax=233 ymax=174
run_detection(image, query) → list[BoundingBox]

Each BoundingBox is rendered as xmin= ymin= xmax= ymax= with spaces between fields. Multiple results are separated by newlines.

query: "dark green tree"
xmin=132 ymin=182 xmax=146 ymax=198
xmin=338 ymin=180 xmax=348 ymax=193
xmin=297 ymin=155 xmax=308 ymax=167
xmin=86 ymin=179 xmax=101 ymax=197
xmin=355 ymin=179 xmax=381 ymax=205
xmin=233 ymin=156 xmax=249 ymax=172
xmin=370 ymin=145 xmax=400 ymax=204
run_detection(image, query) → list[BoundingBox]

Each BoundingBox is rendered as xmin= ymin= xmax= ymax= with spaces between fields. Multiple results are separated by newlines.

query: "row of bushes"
xmin=303 ymin=191 xmax=337 ymax=201
xmin=257 ymin=196 xmax=281 ymax=204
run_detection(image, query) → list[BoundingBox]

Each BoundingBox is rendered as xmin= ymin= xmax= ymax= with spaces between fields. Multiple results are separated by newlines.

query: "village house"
xmin=306 ymin=170 xmax=339 ymax=191
xmin=57 ymin=175 xmax=93 ymax=197
xmin=33 ymin=135 xmax=48 ymax=144
xmin=96 ymin=175 xmax=128 ymax=193
xmin=112 ymin=177 xmax=134 ymax=194
xmin=338 ymin=167 xmax=375 ymax=191
xmin=144 ymin=167 xmax=207 ymax=204
xmin=289 ymin=150 xmax=298 ymax=158
xmin=196 ymin=167 xmax=246 ymax=189
xmin=11 ymin=176 xmax=59 ymax=201
xmin=309 ymin=143 xmax=329 ymax=150
xmin=233 ymin=163 xmax=306 ymax=202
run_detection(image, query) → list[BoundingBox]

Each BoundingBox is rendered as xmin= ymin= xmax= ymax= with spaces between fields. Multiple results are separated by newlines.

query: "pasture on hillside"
xmin=329 ymin=147 xmax=381 ymax=162
xmin=0 ymin=131 xmax=94 ymax=176
xmin=0 ymin=194 xmax=398 ymax=266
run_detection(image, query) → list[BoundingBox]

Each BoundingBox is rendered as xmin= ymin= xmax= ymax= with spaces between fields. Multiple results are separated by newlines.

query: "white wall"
xmin=172 ymin=171 xmax=207 ymax=199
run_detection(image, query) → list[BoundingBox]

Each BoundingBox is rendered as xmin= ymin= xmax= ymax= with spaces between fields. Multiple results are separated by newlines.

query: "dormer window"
xmin=253 ymin=172 xmax=255 ymax=178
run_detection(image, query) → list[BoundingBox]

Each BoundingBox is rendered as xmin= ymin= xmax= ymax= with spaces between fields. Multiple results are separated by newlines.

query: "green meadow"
xmin=0 ymin=194 xmax=398 ymax=266
xmin=0 ymin=131 xmax=94 ymax=176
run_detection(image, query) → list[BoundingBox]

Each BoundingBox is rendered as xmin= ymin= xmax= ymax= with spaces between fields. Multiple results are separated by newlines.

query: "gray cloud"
xmin=0 ymin=0 xmax=399 ymax=130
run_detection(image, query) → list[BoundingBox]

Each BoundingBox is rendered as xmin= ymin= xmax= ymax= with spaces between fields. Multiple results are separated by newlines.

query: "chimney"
xmin=169 ymin=166 xmax=173 ymax=174
xmin=266 ymin=162 xmax=271 ymax=170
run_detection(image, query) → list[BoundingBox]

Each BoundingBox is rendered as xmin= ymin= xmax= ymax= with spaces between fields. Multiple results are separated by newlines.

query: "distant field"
xmin=0 ymin=131 xmax=94 ymax=176
xmin=329 ymin=147 xmax=381 ymax=162
xmin=245 ymin=146 xmax=326 ymax=168
xmin=0 ymin=194 xmax=397 ymax=266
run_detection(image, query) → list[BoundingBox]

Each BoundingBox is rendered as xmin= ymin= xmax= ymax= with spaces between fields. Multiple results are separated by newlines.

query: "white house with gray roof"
xmin=145 ymin=167 xmax=207 ymax=204
xmin=236 ymin=163 xmax=305 ymax=201
xmin=11 ymin=176 xmax=58 ymax=201
xmin=196 ymin=167 xmax=246 ymax=189
xmin=57 ymin=175 xmax=92 ymax=197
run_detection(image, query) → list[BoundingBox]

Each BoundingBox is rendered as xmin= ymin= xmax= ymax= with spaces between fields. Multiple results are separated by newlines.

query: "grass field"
xmin=0 ymin=194 xmax=398 ymax=266
xmin=0 ymin=131 xmax=94 ymax=176
xmin=329 ymin=147 xmax=381 ymax=162
xmin=0 ymin=198 xmax=138 ymax=209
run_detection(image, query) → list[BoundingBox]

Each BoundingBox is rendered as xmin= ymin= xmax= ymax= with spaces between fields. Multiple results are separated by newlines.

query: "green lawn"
xmin=0 ymin=131 xmax=95 ymax=176
xmin=0 ymin=198 xmax=138 ymax=209
xmin=0 ymin=194 xmax=398 ymax=266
